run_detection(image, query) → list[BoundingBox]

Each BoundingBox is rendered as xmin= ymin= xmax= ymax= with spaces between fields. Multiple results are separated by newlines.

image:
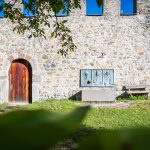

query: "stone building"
xmin=0 ymin=0 xmax=150 ymax=103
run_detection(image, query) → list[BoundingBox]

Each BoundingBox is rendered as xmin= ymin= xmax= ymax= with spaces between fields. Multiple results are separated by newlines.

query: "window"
xmin=23 ymin=0 xmax=36 ymax=17
xmin=80 ymin=69 xmax=114 ymax=87
xmin=120 ymin=0 xmax=137 ymax=15
xmin=0 ymin=0 xmax=4 ymax=18
xmin=86 ymin=0 xmax=103 ymax=15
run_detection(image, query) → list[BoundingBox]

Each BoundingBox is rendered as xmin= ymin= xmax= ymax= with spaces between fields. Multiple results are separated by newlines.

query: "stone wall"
xmin=0 ymin=0 xmax=150 ymax=102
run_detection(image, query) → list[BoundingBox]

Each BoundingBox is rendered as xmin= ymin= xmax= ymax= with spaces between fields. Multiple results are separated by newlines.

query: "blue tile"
xmin=121 ymin=0 xmax=136 ymax=15
xmin=0 ymin=0 xmax=4 ymax=18
xmin=92 ymin=70 xmax=103 ymax=86
xmin=86 ymin=0 xmax=103 ymax=15
xmin=81 ymin=70 xmax=92 ymax=87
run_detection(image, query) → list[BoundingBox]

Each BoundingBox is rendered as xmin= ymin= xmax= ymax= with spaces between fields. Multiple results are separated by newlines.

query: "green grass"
xmin=24 ymin=99 xmax=150 ymax=130
xmin=26 ymin=99 xmax=81 ymax=113
xmin=117 ymin=95 xmax=150 ymax=101
xmin=0 ymin=103 xmax=7 ymax=109
xmin=1 ymin=99 xmax=150 ymax=130
xmin=83 ymin=107 xmax=150 ymax=129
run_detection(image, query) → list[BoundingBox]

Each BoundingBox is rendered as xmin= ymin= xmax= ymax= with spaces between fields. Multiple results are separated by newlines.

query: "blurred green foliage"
xmin=0 ymin=106 xmax=90 ymax=150
xmin=78 ymin=128 xmax=150 ymax=150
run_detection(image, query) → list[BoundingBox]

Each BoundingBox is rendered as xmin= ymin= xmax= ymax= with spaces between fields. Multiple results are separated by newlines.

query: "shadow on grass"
xmin=53 ymin=125 xmax=99 ymax=150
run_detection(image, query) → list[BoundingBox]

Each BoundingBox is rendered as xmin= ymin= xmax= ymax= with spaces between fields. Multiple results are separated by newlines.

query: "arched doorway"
xmin=8 ymin=59 xmax=32 ymax=103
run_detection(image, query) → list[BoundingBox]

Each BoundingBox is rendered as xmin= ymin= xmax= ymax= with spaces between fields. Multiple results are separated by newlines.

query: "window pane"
xmin=86 ymin=0 xmax=103 ymax=15
xmin=81 ymin=70 xmax=92 ymax=87
xmin=56 ymin=9 xmax=68 ymax=16
xmin=56 ymin=1 xmax=69 ymax=16
xmin=0 ymin=0 xmax=4 ymax=17
xmin=92 ymin=70 xmax=103 ymax=86
xmin=121 ymin=0 xmax=136 ymax=15
xmin=23 ymin=0 xmax=36 ymax=17
xmin=103 ymin=70 xmax=114 ymax=86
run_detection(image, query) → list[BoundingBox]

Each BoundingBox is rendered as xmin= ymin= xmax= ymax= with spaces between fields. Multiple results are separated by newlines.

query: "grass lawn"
xmin=24 ymin=99 xmax=150 ymax=130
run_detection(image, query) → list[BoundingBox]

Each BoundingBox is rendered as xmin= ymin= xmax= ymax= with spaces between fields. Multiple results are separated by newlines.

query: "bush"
xmin=117 ymin=95 xmax=150 ymax=101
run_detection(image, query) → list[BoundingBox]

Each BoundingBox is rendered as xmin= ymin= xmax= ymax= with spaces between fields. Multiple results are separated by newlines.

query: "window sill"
xmin=80 ymin=85 xmax=115 ymax=88
xmin=120 ymin=13 xmax=137 ymax=16
xmin=86 ymin=14 xmax=103 ymax=16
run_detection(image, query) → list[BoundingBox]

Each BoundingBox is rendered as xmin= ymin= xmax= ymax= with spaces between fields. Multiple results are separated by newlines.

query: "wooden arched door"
xmin=9 ymin=59 xmax=32 ymax=103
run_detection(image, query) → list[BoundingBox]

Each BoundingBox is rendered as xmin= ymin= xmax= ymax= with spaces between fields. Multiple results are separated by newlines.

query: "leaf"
xmin=78 ymin=128 xmax=150 ymax=150
xmin=28 ymin=34 xmax=32 ymax=39
xmin=51 ymin=32 xmax=55 ymax=38
xmin=96 ymin=0 xmax=103 ymax=7
xmin=0 ymin=106 xmax=90 ymax=150
xmin=62 ymin=20 xmax=68 ymax=24
xmin=78 ymin=130 xmax=121 ymax=150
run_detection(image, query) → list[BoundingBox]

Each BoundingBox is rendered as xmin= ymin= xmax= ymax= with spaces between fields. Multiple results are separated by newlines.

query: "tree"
xmin=0 ymin=0 xmax=103 ymax=56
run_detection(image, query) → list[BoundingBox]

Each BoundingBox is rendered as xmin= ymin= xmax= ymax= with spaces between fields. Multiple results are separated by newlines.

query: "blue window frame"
xmin=121 ymin=0 xmax=137 ymax=15
xmin=23 ymin=0 xmax=36 ymax=17
xmin=80 ymin=69 xmax=114 ymax=87
xmin=0 ymin=0 xmax=4 ymax=18
xmin=86 ymin=0 xmax=103 ymax=15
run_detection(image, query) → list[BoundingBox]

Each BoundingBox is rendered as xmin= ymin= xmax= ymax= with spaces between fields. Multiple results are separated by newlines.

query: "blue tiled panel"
xmin=103 ymin=70 xmax=114 ymax=86
xmin=0 ymin=0 xmax=4 ymax=17
xmin=23 ymin=0 xmax=36 ymax=17
xmin=81 ymin=70 xmax=92 ymax=87
xmin=80 ymin=69 xmax=114 ymax=87
xmin=86 ymin=0 xmax=103 ymax=15
xmin=121 ymin=0 xmax=136 ymax=15
xmin=92 ymin=70 xmax=103 ymax=86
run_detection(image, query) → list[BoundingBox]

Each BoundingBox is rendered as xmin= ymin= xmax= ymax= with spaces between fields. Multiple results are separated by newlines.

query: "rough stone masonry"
xmin=0 ymin=0 xmax=150 ymax=102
